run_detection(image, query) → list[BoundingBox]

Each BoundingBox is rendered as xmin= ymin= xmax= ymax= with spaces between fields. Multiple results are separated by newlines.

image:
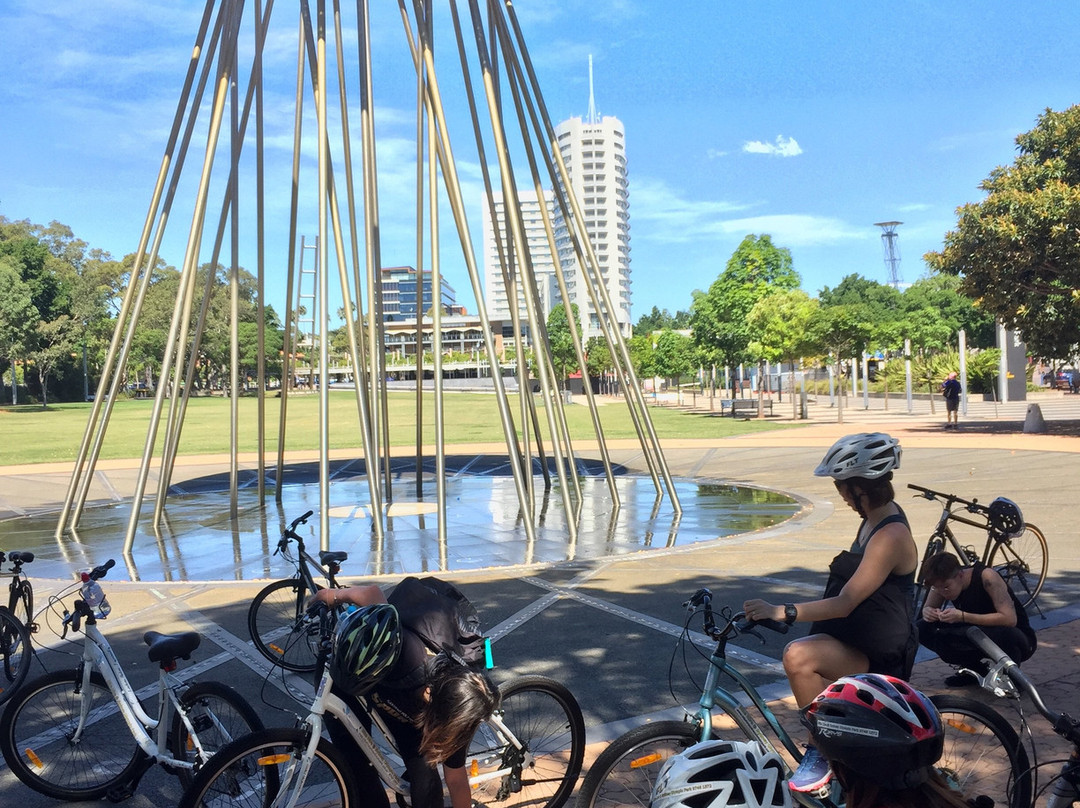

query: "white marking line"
xmin=493 ymin=575 xmax=786 ymax=675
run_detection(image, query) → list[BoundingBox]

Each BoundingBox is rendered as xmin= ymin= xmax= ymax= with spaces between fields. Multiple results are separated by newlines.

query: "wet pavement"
xmin=0 ymin=392 xmax=1078 ymax=806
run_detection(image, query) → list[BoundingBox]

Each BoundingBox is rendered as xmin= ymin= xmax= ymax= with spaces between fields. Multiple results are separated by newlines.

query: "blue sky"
xmin=3 ymin=1 xmax=1079 ymax=324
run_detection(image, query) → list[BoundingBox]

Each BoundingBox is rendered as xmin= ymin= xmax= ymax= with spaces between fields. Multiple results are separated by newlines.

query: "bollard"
xmin=1023 ymin=403 xmax=1047 ymax=433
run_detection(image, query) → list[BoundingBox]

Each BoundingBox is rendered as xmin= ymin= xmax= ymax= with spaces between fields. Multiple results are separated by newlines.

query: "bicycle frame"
xmin=267 ymin=666 xmax=529 ymax=808
xmin=67 ymin=617 xmax=208 ymax=771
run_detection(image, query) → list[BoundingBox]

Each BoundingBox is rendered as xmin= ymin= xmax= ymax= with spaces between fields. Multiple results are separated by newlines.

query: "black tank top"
xmin=954 ymin=562 xmax=1035 ymax=642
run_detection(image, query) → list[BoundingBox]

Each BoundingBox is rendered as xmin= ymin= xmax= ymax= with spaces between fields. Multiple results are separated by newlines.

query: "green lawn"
xmin=0 ymin=391 xmax=794 ymax=466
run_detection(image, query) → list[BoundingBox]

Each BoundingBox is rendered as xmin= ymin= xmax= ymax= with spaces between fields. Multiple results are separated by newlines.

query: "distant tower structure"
xmin=874 ymin=221 xmax=903 ymax=289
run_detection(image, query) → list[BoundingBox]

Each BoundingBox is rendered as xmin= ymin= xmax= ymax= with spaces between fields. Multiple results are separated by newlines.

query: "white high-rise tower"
xmin=482 ymin=58 xmax=631 ymax=340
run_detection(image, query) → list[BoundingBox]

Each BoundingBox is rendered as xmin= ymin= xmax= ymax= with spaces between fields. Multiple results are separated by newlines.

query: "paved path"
xmin=0 ymin=393 xmax=1078 ymax=806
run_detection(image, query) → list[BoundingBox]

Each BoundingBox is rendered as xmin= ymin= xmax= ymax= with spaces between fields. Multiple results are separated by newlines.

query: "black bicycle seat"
xmin=8 ymin=551 xmax=34 ymax=564
xmin=143 ymin=630 xmax=201 ymax=663
xmin=319 ymin=550 xmax=348 ymax=565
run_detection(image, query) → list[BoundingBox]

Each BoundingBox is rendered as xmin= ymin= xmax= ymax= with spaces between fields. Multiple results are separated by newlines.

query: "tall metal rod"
xmin=490 ymin=14 xmax=619 ymax=502
xmin=315 ymin=0 xmax=332 ymax=545
xmin=499 ymin=0 xmax=681 ymax=510
xmin=398 ymin=0 xmax=536 ymax=544
xmin=254 ymin=0 xmax=269 ymax=502
xmin=354 ymin=0 xmax=387 ymax=537
xmin=413 ymin=12 xmax=426 ymax=500
xmin=445 ymin=0 xmax=536 ymax=500
xmin=123 ymin=0 xmax=246 ymax=552
xmin=229 ymin=28 xmax=242 ymax=519
xmin=58 ymin=0 xmax=222 ymax=534
xmin=458 ymin=0 xmax=580 ymax=532
xmin=275 ymin=8 xmax=307 ymax=502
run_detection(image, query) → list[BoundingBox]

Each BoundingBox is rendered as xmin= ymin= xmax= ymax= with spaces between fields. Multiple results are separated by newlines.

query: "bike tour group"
xmin=0 ymin=431 xmax=1068 ymax=808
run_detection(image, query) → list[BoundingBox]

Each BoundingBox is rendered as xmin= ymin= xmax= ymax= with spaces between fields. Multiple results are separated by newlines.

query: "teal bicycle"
xmin=575 ymin=588 xmax=1032 ymax=808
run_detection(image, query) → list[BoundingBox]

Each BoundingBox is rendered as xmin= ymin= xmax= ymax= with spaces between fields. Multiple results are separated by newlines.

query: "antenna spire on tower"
xmin=874 ymin=221 xmax=903 ymax=289
xmin=587 ymin=54 xmax=597 ymax=124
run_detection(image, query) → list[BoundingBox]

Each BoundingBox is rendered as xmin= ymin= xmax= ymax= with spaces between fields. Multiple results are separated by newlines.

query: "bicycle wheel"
xmin=248 ymin=578 xmax=323 ymax=672
xmin=0 ymin=606 xmax=31 ymax=705
xmin=0 ymin=668 xmax=145 ymax=800
xmin=988 ymin=523 xmax=1048 ymax=609
xmin=171 ymin=680 xmax=266 ymax=787
xmin=469 ymin=675 xmax=586 ymax=808
xmin=177 ymin=726 xmax=357 ymax=808
xmin=931 ymin=693 xmax=1032 ymax=808
xmin=575 ymin=721 xmax=700 ymax=808
xmin=11 ymin=581 xmax=33 ymax=631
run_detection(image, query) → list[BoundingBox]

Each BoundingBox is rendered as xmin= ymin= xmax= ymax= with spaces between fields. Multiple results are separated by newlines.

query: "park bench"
xmin=721 ymin=398 xmax=773 ymax=417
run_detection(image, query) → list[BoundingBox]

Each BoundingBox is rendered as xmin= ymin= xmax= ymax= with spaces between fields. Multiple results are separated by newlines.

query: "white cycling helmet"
xmin=813 ymin=432 xmax=901 ymax=480
xmin=651 ymin=739 xmax=791 ymax=808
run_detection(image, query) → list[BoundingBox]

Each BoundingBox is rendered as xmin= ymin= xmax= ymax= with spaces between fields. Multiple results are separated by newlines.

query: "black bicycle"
xmin=965 ymin=626 xmax=1080 ymax=807
xmin=247 ymin=511 xmax=347 ymax=672
xmin=909 ymin=484 xmax=1048 ymax=611
xmin=0 ymin=550 xmax=34 ymax=706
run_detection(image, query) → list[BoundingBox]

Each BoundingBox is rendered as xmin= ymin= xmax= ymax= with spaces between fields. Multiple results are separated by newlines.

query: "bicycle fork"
xmin=1046 ymin=750 xmax=1080 ymax=808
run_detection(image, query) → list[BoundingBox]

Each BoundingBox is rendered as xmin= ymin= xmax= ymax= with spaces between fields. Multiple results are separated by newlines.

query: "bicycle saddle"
xmin=143 ymin=631 xmax=201 ymax=663
xmin=319 ymin=550 xmax=348 ymax=565
xmin=9 ymin=551 xmax=34 ymax=564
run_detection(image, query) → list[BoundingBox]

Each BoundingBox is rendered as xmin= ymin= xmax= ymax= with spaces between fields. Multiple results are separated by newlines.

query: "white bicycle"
xmin=179 ymin=603 xmax=585 ymax=808
xmin=0 ymin=559 xmax=264 ymax=802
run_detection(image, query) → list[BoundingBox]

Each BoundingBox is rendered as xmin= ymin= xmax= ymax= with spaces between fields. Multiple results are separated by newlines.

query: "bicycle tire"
xmin=248 ymin=578 xmax=323 ymax=672
xmin=988 ymin=522 xmax=1048 ymax=609
xmin=0 ymin=606 xmax=32 ymax=706
xmin=170 ymin=680 xmax=266 ymax=788
xmin=11 ymin=581 xmax=33 ymax=632
xmin=575 ymin=720 xmax=700 ymax=808
xmin=931 ymin=693 xmax=1032 ymax=808
xmin=0 ymin=668 xmax=145 ymax=800
xmin=177 ymin=726 xmax=358 ymax=808
xmin=469 ymin=675 xmax=586 ymax=808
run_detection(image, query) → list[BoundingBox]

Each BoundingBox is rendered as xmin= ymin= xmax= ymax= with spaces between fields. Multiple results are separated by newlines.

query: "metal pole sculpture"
xmin=56 ymin=0 xmax=681 ymax=558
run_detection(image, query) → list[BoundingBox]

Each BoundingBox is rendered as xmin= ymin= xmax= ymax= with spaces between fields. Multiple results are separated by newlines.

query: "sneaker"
xmin=789 ymin=746 xmax=833 ymax=793
xmin=944 ymin=671 xmax=977 ymax=687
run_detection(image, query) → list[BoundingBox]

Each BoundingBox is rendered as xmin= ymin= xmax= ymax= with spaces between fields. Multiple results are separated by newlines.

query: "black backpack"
xmin=387 ymin=576 xmax=486 ymax=670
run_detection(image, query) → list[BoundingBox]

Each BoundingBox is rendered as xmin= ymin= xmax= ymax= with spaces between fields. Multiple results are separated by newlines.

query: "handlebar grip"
xmin=90 ymin=559 xmax=115 ymax=580
xmin=964 ymin=626 xmax=1011 ymax=666
xmin=292 ymin=510 xmax=314 ymax=529
xmin=906 ymin=483 xmax=933 ymax=494
xmin=756 ymin=617 xmax=790 ymax=635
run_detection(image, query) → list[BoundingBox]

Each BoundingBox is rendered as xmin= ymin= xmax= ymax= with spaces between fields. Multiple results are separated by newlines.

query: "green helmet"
xmin=329 ymin=604 xmax=402 ymax=696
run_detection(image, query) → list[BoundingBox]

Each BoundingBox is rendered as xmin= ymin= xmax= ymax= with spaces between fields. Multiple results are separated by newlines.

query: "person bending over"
xmin=312 ymin=584 xmax=500 ymax=808
xmin=918 ymin=551 xmax=1036 ymax=687
xmin=744 ymin=432 xmax=918 ymax=794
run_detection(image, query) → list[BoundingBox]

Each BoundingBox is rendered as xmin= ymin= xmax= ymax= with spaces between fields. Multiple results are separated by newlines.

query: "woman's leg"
xmin=783 ymin=634 xmax=870 ymax=707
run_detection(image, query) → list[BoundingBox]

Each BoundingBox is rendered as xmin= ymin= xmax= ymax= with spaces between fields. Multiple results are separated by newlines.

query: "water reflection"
xmin=0 ymin=476 xmax=800 ymax=583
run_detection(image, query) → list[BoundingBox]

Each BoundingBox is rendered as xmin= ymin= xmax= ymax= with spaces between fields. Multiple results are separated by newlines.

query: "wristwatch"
xmin=784 ymin=603 xmax=798 ymax=625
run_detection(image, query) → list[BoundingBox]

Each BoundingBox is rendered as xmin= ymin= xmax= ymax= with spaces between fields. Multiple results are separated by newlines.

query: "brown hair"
xmin=837 ymin=472 xmax=895 ymax=517
xmin=418 ymin=656 xmax=500 ymax=764
xmin=922 ymin=552 xmax=963 ymax=586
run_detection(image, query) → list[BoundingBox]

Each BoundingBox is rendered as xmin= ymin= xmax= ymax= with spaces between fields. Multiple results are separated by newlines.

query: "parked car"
xmin=1049 ymin=369 xmax=1079 ymax=392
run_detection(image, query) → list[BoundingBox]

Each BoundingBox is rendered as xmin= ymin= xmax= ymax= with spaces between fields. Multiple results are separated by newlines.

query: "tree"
xmin=900 ymin=274 xmax=995 ymax=350
xmin=926 ymin=105 xmax=1080 ymax=358
xmin=651 ymin=330 xmax=696 ymax=393
xmin=545 ymin=303 xmax=582 ymax=388
xmin=747 ymin=289 xmax=819 ymax=419
xmin=0 ymin=260 xmax=38 ymax=403
xmin=634 ymin=306 xmax=690 ymax=334
xmin=30 ymin=315 xmax=78 ymax=408
xmin=690 ymin=234 xmax=800 ymax=395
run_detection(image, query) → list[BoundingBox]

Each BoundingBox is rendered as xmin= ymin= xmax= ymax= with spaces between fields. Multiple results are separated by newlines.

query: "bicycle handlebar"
xmin=85 ymin=559 xmax=115 ymax=581
xmin=965 ymin=627 xmax=1080 ymax=745
xmin=686 ymin=588 xmax=789 ymax=642
xmin=907 ymin=484 xmax=989 ymax=514
xmin=276 ymin=511 xmax=316 ymax=554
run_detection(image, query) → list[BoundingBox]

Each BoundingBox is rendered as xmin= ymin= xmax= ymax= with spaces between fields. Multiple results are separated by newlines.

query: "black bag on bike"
xmin=387 ymin=576 xmax=486 ymax=668
xmin=809 ymin=550 xmax=918 ymax=679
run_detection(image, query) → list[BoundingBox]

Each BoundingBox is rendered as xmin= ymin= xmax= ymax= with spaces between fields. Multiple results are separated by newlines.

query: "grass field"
xmin=0 ymin=391 xmax=793 ymax=466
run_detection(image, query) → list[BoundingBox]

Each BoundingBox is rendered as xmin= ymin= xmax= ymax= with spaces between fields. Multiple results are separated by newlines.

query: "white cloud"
xmin=898 ymin=203 xmax=932 ymax=212
xmin=742 ymin=135 xmax=803 ymax=158
xmin=706 ymin=148 xmax=729 ymax=159
xmin=715 ymin=214 xmax=865 ymax=246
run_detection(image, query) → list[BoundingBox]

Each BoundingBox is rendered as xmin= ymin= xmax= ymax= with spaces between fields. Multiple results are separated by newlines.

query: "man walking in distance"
xmin=940 ymin=371 xmax=961 ymax=429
